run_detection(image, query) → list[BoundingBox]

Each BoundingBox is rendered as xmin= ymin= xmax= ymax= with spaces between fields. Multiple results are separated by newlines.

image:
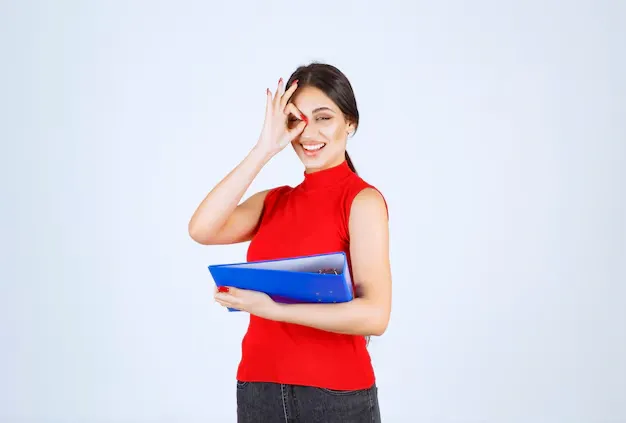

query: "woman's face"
xmin=288 ymin=86 xmax=355 ymax=172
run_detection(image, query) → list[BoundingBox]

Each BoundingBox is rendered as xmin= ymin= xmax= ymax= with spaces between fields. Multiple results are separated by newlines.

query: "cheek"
xmin=320 ymin=124 xmax=345 ymax=142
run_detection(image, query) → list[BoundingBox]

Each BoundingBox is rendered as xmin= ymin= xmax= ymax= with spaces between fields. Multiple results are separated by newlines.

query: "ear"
xmin=346 ymin=120 xmax=356 ymax=137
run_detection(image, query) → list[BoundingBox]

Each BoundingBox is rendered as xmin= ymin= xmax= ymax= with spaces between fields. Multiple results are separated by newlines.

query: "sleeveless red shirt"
xmin=236 ymin=160 xmax=388 ymax=390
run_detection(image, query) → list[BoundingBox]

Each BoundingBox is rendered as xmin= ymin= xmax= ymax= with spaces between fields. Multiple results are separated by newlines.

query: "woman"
xmin=188 ymin=62 xmax=392 ymax=422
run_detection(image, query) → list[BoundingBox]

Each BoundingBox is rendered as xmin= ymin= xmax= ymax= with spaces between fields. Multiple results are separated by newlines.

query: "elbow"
xmin=188 ymin=221 xmax=211 ymax=245
xmin=364 ymin=307 xmax=390 ymax=337
xmin=369 ymin=319 xmax=389 ymax=337
xmin=187 ymin=222 xmax=201 ymax=243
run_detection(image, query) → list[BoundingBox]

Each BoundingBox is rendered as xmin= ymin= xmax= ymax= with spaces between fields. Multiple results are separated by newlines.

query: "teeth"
xmin=302 ymin=143 xmax=325 ymax=151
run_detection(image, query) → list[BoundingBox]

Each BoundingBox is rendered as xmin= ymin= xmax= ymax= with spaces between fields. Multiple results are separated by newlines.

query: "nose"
xmin=300 ymin=118 xmax=317 ymax=139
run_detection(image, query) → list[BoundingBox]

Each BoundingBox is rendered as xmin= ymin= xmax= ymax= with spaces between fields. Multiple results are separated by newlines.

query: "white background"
xmin=1 ymin=1 xmax=625 ymax=422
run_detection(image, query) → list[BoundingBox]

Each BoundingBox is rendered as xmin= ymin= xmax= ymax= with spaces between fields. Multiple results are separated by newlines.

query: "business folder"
xmin=208 ymin=251 xmax=354 ymax=312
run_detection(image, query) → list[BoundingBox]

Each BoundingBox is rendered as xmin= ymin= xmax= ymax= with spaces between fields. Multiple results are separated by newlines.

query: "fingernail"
xmin=279 ymin=77 xmax=283 ymax=84
xmin=218 ymin=286 xmax=229 ymax=293
xmin=301 ymin=114 xmax=308 ymax=123
xmin=292 ymin=79 xmax=299 ymax=85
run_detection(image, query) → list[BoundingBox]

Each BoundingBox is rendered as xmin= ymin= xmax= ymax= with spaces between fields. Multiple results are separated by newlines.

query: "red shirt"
xmin=236 ymin=160 xmax=388 ymax=390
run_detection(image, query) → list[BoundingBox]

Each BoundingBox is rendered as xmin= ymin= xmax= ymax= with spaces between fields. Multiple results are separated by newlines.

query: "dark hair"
xmin=288 ymin=63 xmax=370 ymax=345
xmin=286 ymin=63 xmax=359 ymax=175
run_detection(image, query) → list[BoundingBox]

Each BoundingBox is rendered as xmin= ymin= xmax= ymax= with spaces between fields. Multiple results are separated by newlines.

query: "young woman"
xmin=188 ymin=62 xmax=392 ymax=422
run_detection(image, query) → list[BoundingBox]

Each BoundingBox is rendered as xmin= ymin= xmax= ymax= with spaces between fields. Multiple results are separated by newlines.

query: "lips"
xmin=300 ymin=142 xmax=326 ymax=156
xmin=301 ymin=143 xmax=326 ymax=151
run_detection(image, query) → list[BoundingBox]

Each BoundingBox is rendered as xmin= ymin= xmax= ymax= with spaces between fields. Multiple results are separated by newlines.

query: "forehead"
xmin=291 ymin=86 xmax=338 ymax=113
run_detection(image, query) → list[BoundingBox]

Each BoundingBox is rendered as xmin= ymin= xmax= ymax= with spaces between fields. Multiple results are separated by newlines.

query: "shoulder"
xmin=345 ymin=179 xmax=390 ymax=262
xmin=260 ymin=184 xmax=294 ymax=211
xmin=244 ymin=185 xmax=291 ymax=206
xmin=270 ymin=184 xmax=293 ymax=194
xmin=350 ymin=186 xmax=389 ymax=224
xmin=352 ymin=186 xmax=387 ymax=211
xmin=265 ymin=184 xmax=293 ymax=201
xmin=337 ymin=175 xmax=389 ymax=242
xmin=344 ymin=175 xmax=389 ymax=220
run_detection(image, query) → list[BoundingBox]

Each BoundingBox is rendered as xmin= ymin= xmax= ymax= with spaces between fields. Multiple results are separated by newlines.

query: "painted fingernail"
xmin=292 ymin=79 xmax=299 ymax=85
xmin=279 ymin=77 xmax=283 ymax=84
xmin=218 ymin=286 xmax=230 ymax=293
xmin=301 ymin=114 xmax=308 ymax=123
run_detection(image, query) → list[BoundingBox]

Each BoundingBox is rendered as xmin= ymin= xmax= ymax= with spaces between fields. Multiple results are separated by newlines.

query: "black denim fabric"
xmin=236 ymin=380 xmax=381 ymax=422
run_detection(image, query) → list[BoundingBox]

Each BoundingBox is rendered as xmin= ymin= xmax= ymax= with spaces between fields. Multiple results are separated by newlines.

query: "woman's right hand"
xmin=254 ymin=78 xmax=307 ymax=158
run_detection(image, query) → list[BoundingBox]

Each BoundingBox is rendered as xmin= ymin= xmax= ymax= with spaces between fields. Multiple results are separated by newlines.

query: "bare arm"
xmin=271 ymin=188 xmax=392 ymax=336
xmin=188 ymin=77 xmax=306 ymax=245
xmin=215 ymin=188 xmax=392 ymax=336
xmin=188 ymin=147 xmax=272 ymax=245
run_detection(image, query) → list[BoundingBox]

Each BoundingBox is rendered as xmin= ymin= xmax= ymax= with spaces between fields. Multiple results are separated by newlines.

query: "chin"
xmin=293 ymin=141 xmax=343 ymax=171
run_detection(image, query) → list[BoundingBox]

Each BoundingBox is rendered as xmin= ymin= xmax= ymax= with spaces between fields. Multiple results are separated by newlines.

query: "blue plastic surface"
xmin=208 ymin=252 xmax=354 ymax=312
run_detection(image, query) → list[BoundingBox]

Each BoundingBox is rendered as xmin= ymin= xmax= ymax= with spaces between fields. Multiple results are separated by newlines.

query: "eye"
xmin=316 ymin=116 xmax=331 ymax=121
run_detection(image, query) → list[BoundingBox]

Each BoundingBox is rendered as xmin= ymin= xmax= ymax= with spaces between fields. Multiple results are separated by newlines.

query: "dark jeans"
xmin=236 ymin=380 xmax=382 ymax=422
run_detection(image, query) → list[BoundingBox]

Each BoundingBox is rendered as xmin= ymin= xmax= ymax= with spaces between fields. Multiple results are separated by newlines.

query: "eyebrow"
xmin=312 ymin=107 xmax=335 ymax=114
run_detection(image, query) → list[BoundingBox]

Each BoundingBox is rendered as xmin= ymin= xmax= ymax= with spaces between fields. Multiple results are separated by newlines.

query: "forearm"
xmin=188 ymin=146 xmax=271 ymax=241
xmin=273 ymin=298 xmax=388 ymax=337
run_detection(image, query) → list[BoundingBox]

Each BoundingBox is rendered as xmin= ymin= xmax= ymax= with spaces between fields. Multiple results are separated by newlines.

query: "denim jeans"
xmin=236 ymin=380 xmax=382 ymax=422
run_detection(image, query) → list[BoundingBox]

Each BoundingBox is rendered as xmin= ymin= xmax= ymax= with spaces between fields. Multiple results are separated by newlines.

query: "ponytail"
xmin=345 ymin=151 xmax=357 ymax=174
xmin=345 ymin=149 xmax=370 ymax=347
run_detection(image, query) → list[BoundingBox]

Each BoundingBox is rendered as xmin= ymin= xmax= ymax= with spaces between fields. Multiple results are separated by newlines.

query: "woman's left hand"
xmin=214 ymin=287 xmax=280 ymax=319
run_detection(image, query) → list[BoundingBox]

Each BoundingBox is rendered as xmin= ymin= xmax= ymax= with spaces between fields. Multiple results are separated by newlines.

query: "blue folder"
xmin=208 ymin=251 xmax=354 ymax=312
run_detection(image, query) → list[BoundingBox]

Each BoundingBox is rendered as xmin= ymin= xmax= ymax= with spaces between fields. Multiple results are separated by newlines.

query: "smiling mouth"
xmin=301 ymin=143 xmax=326 ymax=152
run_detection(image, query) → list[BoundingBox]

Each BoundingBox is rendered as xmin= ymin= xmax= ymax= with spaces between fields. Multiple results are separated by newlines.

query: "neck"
xmin=300 ymin=159 xmax=354 ymax=191
xmin=304 ymin=156 xmax=347 ymax=174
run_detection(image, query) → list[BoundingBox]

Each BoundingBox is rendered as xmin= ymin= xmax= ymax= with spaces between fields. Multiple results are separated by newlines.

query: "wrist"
xmin=249 ymin=144 xmax=274 ymax=164
xmin=270 ymin=302 xmax=288 ymax=322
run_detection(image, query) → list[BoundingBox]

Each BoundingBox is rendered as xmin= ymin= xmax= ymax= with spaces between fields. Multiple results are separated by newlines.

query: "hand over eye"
xmin=254 ymin=78 xmax=307 ymax=158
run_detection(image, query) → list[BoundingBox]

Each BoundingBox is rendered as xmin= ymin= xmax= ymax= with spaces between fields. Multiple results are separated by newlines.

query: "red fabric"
xmin=236 ymin=160 xmax=388 ymax=390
